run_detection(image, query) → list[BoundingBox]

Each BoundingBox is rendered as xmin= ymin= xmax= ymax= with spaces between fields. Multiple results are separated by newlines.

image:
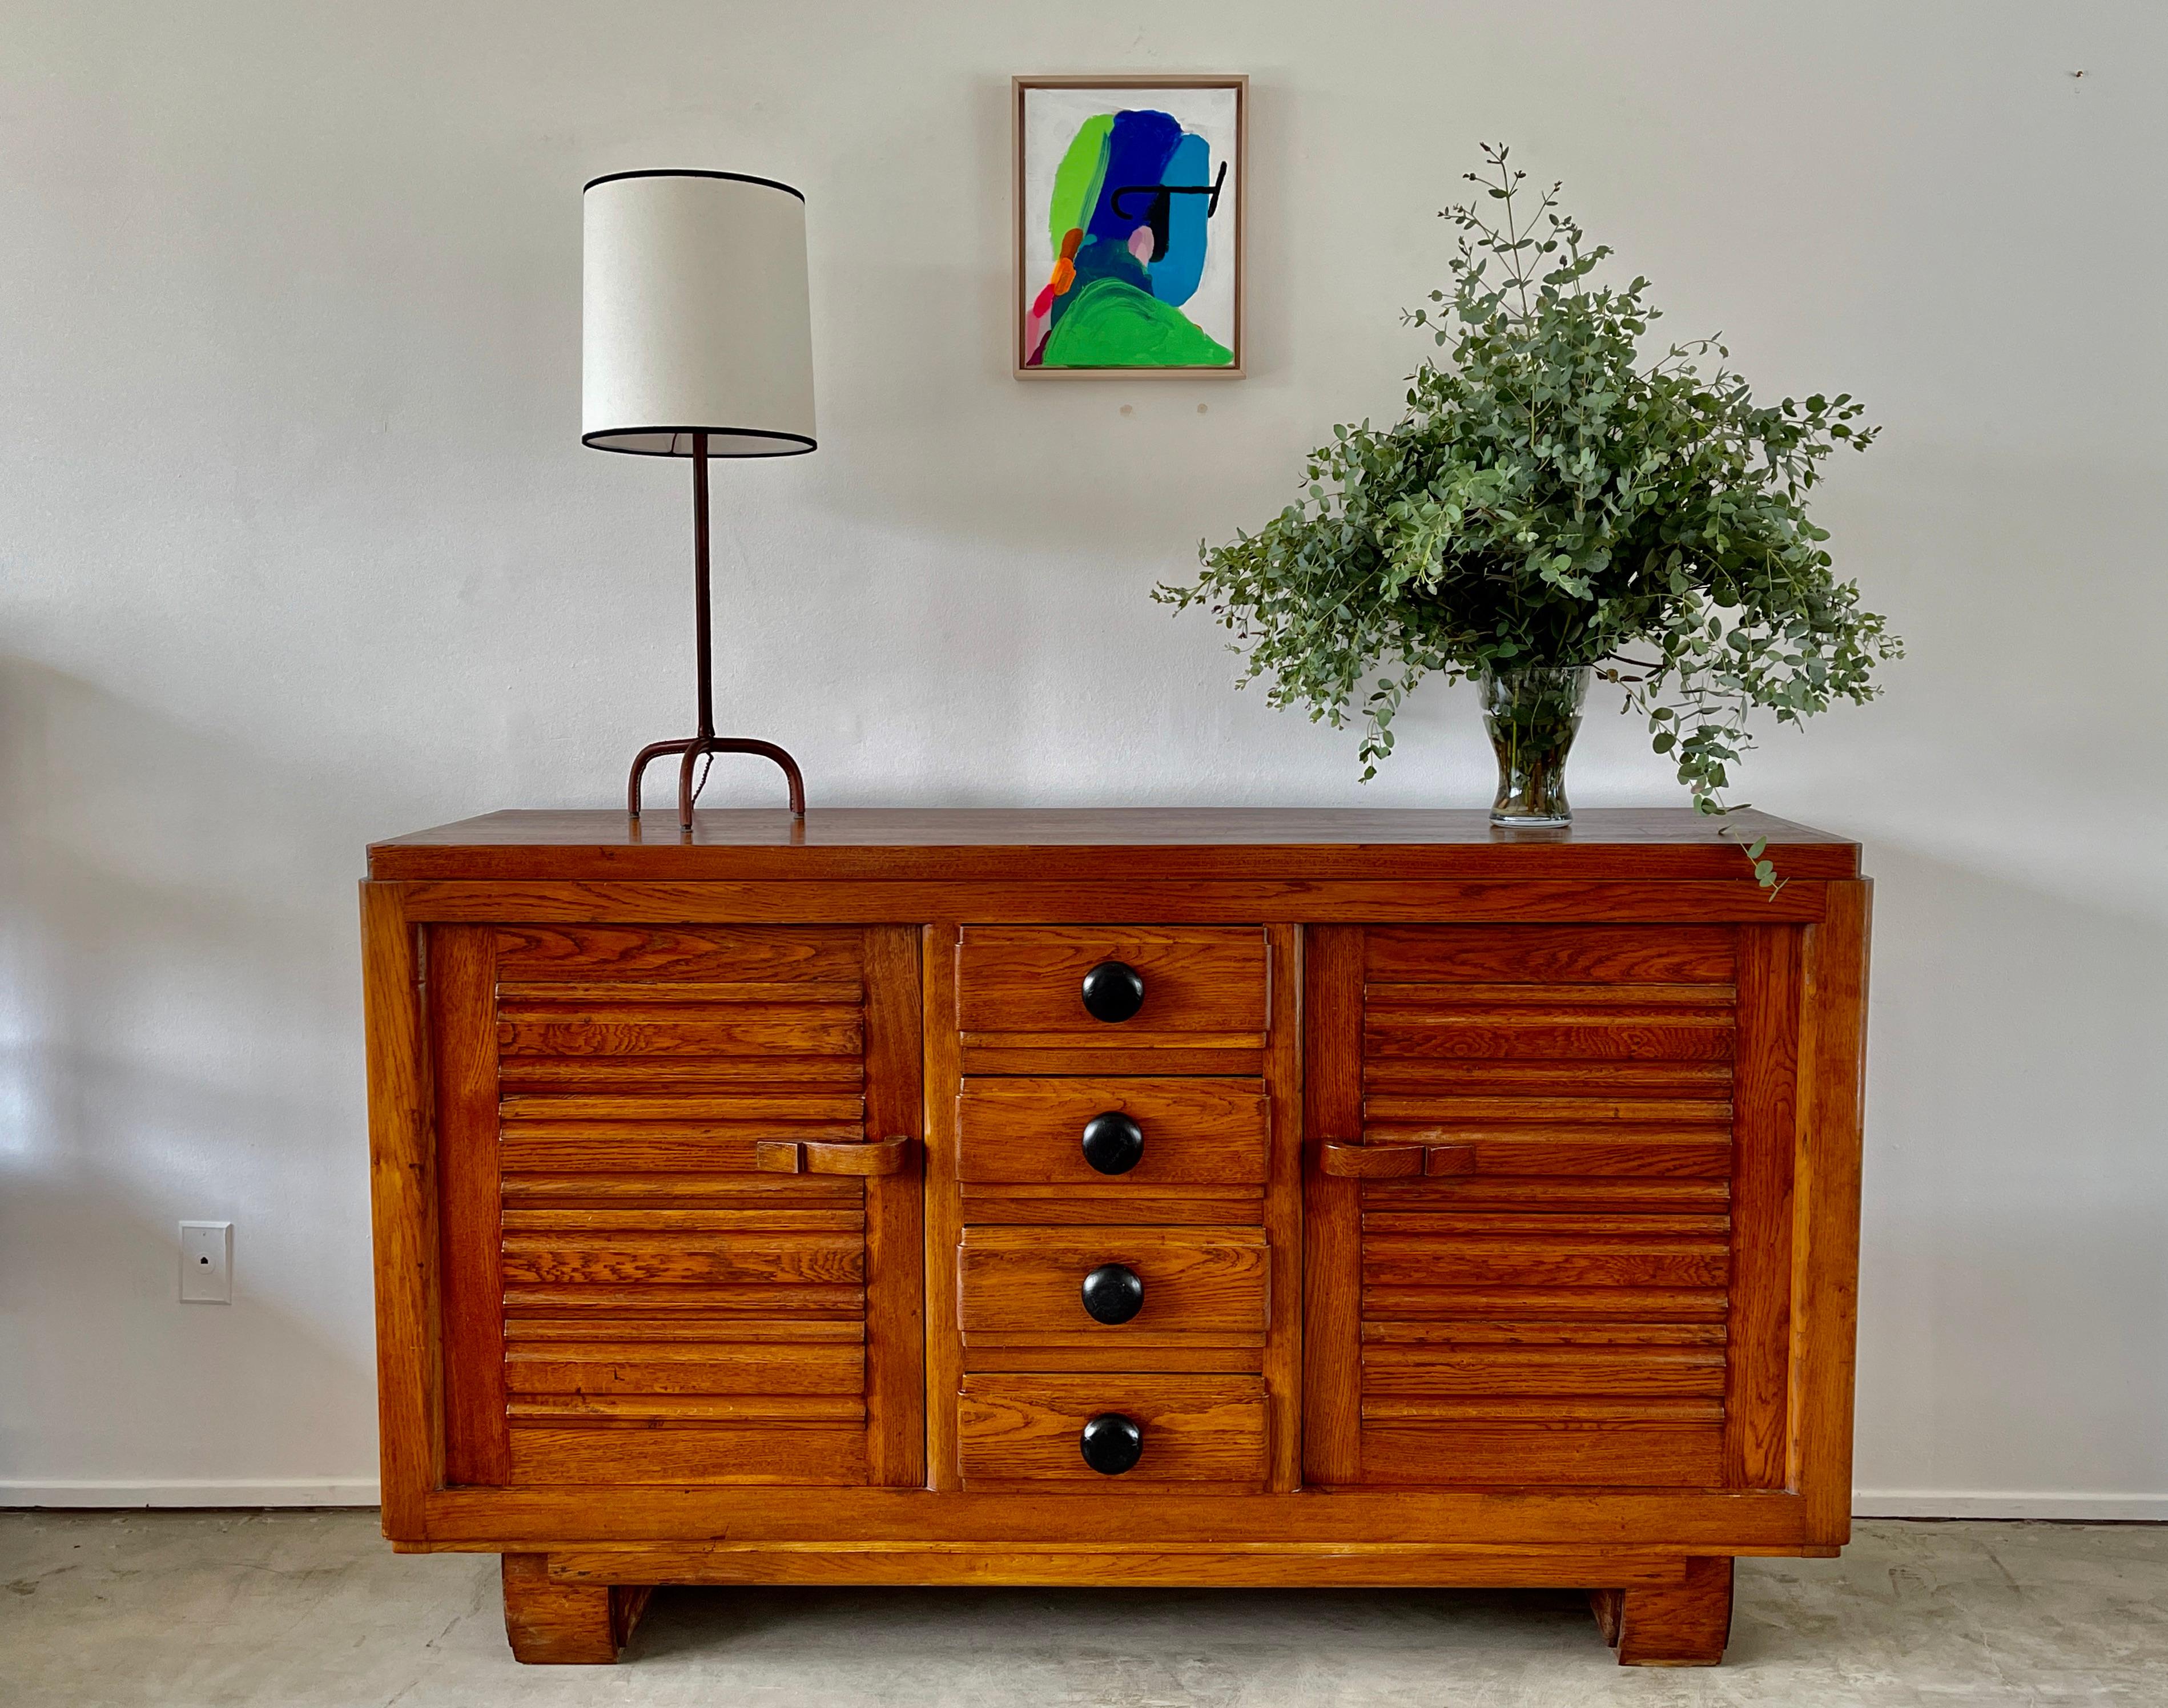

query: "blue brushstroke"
xmin=1148 ymin=131 xmax=1210 ymax=307
xmin=1085 ymin=110 xmax=1182 ymax=243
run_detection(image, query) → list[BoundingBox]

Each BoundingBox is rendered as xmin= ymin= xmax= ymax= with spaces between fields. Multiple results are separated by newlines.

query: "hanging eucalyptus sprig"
xmin=1157 ymin=144 xmax=1901 ymax=821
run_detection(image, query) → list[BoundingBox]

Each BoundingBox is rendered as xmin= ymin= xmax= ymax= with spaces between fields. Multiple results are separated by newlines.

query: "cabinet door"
xmin=429 ymin=923 xmax=922 ymax=1489
xmin=1303 ymin=923 xmax=1803 ymax=1490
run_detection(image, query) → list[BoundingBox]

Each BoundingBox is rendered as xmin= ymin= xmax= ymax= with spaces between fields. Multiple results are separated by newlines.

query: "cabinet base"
xmin=1591 ymin=1556 xmax=1734 ymax=1666
xmin=501 ymin=1554 xmax=653 ymax=1665
xmin=497 ymin=1547 xmax=1737 ymax=1667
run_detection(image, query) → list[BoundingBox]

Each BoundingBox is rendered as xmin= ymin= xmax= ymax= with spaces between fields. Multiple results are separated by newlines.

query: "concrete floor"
xmin=2 ymin=1513 xmax=2162 ymax=1706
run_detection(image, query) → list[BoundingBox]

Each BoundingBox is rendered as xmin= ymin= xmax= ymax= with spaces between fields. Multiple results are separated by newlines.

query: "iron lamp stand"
xmin=625 ymin=430 xmax=807 ymax=831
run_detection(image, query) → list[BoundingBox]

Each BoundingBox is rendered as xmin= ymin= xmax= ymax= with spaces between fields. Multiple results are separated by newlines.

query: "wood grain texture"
xmin=956 ymin=1375 xmax=1266 ymax=1488
xmin=432 ymin=926 xmax=509 ymax=1486
xmin=1301 ymin=926 xmax=1365 ymax=1485
xmin=509 ymin=1425 xmax=870 ymax=1486
xmin=501 ymin=1173 xmax=861 ymax=1209
xmin=420 ymin=1482 xmax=1821 ymax=1549
xmin=371 ymin=808 xmax=1859 ymax=883
xmin=508 ymin=1394 xmax=867 ymax=1424
xmin=548 ymin=1541 xmax=1692 ymax=1588
xmin=1366 ymin=925 xmax=1738 ymax=984
xmin=501 ymin=1125 xmax=859 ymax=1175
xmin=1360 ymin=1423 xmax=1724 ymax=1487
xmin=962 ymin=1030 xmax=1265 ymax=1052
xmin=395 ymin=877 xmax=1831 ymax=927
xmin=1362 ymin=1235 xmax=1730 ymax=1291
xmin=505 ymin=1340 xmax=862 ymax=1396
xmin=960 ymin=1046 xmax=1266 ymax=1078
xmin=1361 ymin=1176 xmax=1729 ymax=1214
xmin=959 ymin=1184 xmax=1265 ymax=1225
xmin=1361 ymin=1346 xmax=1726 ymax=1396
xmin=493 ymin=923 xmax=863 ymax=981
xmin=500 ymin=1552 xmax=650 ymax=1664
xmin=921 ymin=924 xmax=966 ymax=1492
xmin=1359 ymin=1136 xmax=1733 ymax=1179
xmin=496 ymin=980 xmax=866 ymax=1004
xmin=956 ymin=925 xmax=1268 ymax=1036
xmin=955 ymin=1077 xmax=1269 ymax=1185
xmin=498 ymin=1056 xmax=864 ymax=1090
xmin=962 ymin=1340 xmax=1264 ymax=1374
xmin=502 ymin=1282 xmax=863 ymax=1316
xmin=1366 ymin=1021 xmax=1734 ymax=1062
xmin=861 ymin=925 xmax=927 ymax=1488
xmin=1727 ymin=926 xmax=1799 ymax=1489
xmin=361 ymin=883 xmax=438 ymax=1541
xmin=1261 ymin=923 xmax=1304 ymax=1493
xmin=956 ymin=1226 xmax=1269 ymax=1337
xmin=1600 ymin=1554 xmax=1733 ymax=1665
xmin=1332 ymin=925 xmax=1755 ymax=1494
xmin=502 ymin=1233 xmax=864 ymax=1287
xmin=1792 ymin=880 xmax=1872 ymax=1542
xmin=501 ymin=1209 xmax=866 ymax=1232
xmin=1363 ymin=1286 xmax=1729 ymax=1322
xmin=496 ymin=1006 xmax=863 ymax=1059
xmin=502 ymin=1317 xmax=864 ymax=1343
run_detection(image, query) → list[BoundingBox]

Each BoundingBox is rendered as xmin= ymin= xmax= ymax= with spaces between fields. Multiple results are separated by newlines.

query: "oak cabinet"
xmin=423 ymin=923 xmax=922 ymax=1494
xmin=363 ymin=809 xmax=1868 ymax=1667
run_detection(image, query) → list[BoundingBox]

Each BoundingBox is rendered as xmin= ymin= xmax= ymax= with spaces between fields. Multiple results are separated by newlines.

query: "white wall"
xmin=2 ymin=1 xmax=2162 ymax=1515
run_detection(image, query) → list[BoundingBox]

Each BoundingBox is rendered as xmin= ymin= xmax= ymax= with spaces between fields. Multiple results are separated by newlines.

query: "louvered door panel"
xmin=431 ymin=923 xmax=922 ymax=1491
xmin=1304 ymin=923 xmax=1798 ymax=1491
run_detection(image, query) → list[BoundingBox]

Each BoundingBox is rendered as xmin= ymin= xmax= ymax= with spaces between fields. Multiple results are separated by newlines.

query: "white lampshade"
xmin=582 ymin=170 xmax=815 ymax=457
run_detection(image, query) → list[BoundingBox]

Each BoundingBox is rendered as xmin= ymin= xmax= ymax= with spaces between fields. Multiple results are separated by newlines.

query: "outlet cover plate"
xmin=180 ymin=1220 xmax=233 ymax=1303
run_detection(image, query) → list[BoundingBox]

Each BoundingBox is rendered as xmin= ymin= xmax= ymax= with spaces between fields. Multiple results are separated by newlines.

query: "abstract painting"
xmin=1014 ymin=75 xmax=1245 ymax=377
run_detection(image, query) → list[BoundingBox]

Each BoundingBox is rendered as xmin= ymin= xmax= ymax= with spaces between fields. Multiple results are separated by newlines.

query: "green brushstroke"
xmin=1040 ymin=277 xmax=1233 ymax=368
xmin=1047 ymin=114 xmax=1113 ymax=251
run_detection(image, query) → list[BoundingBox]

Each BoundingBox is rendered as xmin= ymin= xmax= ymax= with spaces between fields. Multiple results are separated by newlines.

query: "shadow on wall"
xmin=0 ymin=658 xmax=396 ymax=1487
xmin=1853 ymin=840 xmax=2168 ymax=1500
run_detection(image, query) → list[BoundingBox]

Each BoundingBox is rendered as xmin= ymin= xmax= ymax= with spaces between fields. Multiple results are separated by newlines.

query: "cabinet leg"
xmin=500 ymin=1553 xmax=653 ymax=1665
xmin=1590 ymin=1556 xmax=1732 ymax=1666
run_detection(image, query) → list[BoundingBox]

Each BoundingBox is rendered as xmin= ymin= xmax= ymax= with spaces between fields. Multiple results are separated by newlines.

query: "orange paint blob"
xmin=1051 ymin=258 xmax=1076 ymax=295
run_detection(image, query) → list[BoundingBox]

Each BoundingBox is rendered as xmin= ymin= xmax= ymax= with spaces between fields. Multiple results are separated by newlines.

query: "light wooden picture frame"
xmin=1013 ymin=74 xmax=1246 ymax=379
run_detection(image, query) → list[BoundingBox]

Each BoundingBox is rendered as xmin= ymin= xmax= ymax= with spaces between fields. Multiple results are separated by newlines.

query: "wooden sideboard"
xmin=361 ymin=808 xmax=1869 ymax=1667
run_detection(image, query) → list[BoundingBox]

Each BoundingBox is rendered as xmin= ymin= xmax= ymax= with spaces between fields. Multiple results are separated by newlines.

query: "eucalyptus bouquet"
xmin=1159 ymin=146 xmax=1900 ymax=843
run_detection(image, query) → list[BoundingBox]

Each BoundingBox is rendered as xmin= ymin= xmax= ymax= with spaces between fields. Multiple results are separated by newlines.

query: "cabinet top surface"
xmin=367 ymin=807 xmax=1859 ymax=883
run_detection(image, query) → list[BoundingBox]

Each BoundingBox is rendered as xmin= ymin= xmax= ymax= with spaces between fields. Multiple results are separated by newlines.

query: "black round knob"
xmin=1079 ymin=1412 xmax=1144 ymax=1475
xmin=1080 ymin=1111 xmax=1145 ymax=1175
xmin=1080 ymin=960 xmax=1146 ymax=1024
xmin=1080 ymin=1262 xmax=1145 ymax=1325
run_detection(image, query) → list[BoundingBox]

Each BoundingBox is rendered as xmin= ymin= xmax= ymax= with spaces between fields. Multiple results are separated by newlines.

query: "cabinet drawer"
xmin=956 ymin=1374 xmax=1266 ymax=1488
xmin=956 ymin=1078 xmax=1268 ymax=1186
xmin=957 ymin=1226 xmax=1268 ymax=1339
xmin=956 ymin=926 xmax=1267 ymax=1040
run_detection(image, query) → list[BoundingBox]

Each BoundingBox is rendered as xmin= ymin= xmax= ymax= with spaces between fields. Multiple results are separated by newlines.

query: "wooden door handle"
xmin=1318 ymin=1140 xmax=1477 ymax=1179
xmin=1320 ymin=1140 xmax=1421 ymax=1178
xmin=756 ymin=1135 xmax=914 ymax=1176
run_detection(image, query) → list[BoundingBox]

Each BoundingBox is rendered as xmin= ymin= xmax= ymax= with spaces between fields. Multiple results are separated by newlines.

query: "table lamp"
xmin=582 ymin=168 xmax=816 ymax=828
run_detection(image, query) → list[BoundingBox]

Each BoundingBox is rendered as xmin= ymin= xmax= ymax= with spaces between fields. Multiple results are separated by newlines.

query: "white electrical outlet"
xmin=180 ymin=1221 xmax=233 ymax=1303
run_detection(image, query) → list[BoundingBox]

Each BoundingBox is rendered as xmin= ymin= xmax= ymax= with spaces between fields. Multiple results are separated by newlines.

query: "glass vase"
xmin=1479 ymin=665 xmax=1591 ymax=827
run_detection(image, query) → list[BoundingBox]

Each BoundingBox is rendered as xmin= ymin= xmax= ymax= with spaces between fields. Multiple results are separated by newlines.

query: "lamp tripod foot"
xmin=627 ymin=737 xmax=806 ymax=830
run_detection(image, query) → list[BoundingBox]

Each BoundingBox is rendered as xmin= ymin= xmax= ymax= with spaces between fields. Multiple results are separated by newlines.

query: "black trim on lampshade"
xmin=582 ymin=168 xmax=805 ymax=202
xmin=582 ymin=426 xmax=818 ymax=458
